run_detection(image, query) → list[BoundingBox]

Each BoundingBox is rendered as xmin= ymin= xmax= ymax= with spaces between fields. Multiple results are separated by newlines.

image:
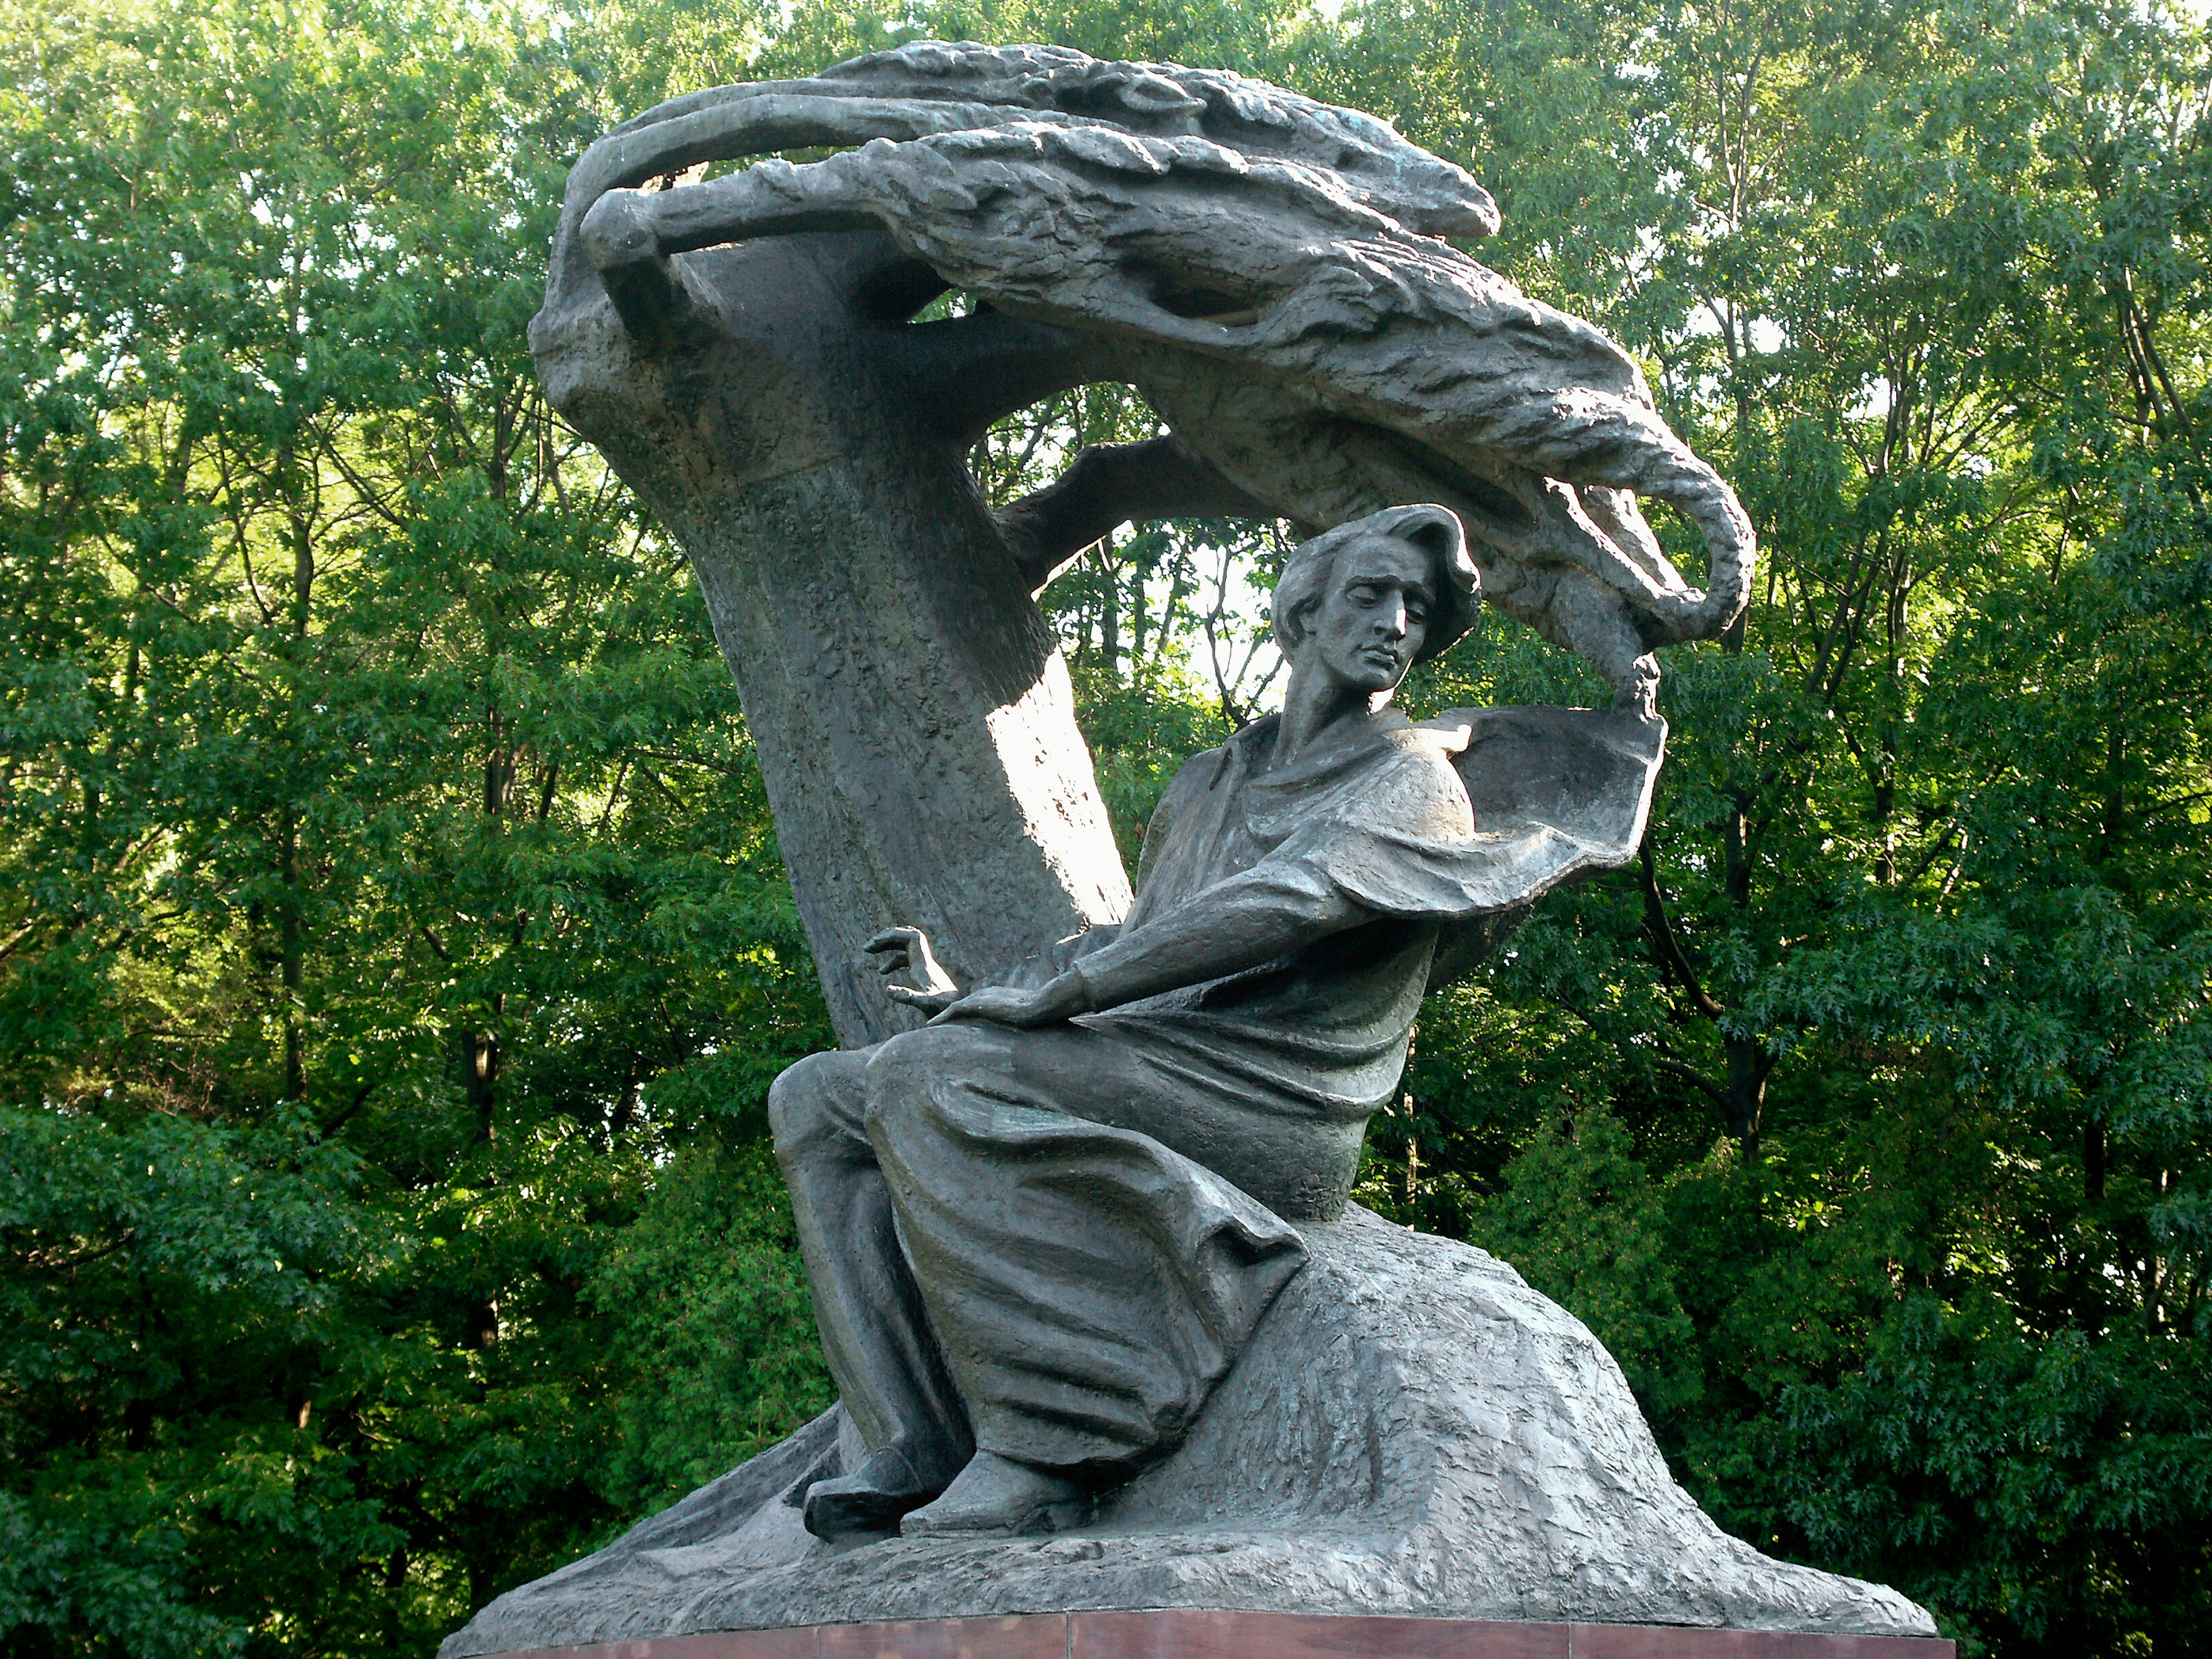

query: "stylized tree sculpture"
xmin=531 ymin=42 xmax=1753 ymax=1046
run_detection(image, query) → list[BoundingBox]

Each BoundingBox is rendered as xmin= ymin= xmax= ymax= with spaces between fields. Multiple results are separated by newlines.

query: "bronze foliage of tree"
xmin=0 ymin=0 xmax=2206 ymax=1655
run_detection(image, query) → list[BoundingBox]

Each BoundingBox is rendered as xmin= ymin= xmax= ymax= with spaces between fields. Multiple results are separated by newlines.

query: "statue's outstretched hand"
xmin=929 ymin=974 xmax=1089 ymax=1029
xmin=866 ymin=926 xmax=960 ymax=1014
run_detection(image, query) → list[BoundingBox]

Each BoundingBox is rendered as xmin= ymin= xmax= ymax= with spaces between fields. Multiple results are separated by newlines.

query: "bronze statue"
xmin=438 ymin=41 xmax=1942 ymax=1656
xmin=774 ymin=506 xmax=1497 ymax=1536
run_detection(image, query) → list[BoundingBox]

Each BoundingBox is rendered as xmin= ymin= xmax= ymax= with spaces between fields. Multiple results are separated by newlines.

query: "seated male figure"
xmin=769 ymin=503 xmax=1497 ymax=1540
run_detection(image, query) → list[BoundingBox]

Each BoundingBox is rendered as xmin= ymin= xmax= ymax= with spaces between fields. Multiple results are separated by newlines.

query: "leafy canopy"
xmin=2 ymin=0 xmax=2207 ymax=1656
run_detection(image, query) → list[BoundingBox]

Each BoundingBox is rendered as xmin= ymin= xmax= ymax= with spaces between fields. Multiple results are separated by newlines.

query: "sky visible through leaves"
xmin=2 ymin=1 xmax=2209 ymax=1654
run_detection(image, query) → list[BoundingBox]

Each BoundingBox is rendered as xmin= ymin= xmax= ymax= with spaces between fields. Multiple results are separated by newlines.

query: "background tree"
xmin=0 ymin=2 xmax=832 ymax=1650
xmin=2 ymin=0 xmax=2205 ymax=1655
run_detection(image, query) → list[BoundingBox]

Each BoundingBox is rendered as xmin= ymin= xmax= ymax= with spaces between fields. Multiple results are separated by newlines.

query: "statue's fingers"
xmin=930 ymin=989 xmax=1005 ymax=1024
xmin=863 ymin=926 xmax=919 ymax=953
xmin=573 ymin=92 xmax=961 ymax=213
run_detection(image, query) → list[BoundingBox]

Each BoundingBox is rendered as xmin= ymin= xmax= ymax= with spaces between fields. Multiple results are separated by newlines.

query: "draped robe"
xmin=770 ymin=704 xmax=1543 ymax=1477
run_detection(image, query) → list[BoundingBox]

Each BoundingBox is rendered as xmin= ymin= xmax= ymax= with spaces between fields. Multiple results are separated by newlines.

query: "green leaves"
xmin=1783 ymin=1291 xmax=2212 ymax=1650
xmin=1 ymin=0 xmax=2206 ymax=1654
xmin=586 ymin=1143 xmax=832 ymax=1513
xmin=1310 ymin=0 xmax=2212 ymax=1647
xmin=0 ymin=2 xmax=832 ymax=1652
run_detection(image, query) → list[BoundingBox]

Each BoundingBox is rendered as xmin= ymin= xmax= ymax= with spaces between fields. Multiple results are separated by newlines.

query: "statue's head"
xmin=1272 ymin=506 xmax=1479 ymax=696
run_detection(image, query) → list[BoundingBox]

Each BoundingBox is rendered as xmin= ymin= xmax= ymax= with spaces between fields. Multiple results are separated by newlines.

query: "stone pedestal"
xmin=441 ymin=1214 xmax=1938 ymax=1658
xmin=478 ymin=1613 xmax=1953 ymax=1659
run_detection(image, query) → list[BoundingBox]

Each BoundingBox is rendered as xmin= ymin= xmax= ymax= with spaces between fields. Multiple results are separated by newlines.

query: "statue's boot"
xmin=802 ymin=1442 xmax=959 ymax=1539
xmin=898 ymin=1450 xmax=1089 ymax=1537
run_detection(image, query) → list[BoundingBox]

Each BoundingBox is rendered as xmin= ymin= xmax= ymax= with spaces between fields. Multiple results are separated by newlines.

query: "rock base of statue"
xmin=460 ymin=1612 xmax=1953 ymax=1659
xmin=438 ymin=1211 xmax=1938 ymax=1659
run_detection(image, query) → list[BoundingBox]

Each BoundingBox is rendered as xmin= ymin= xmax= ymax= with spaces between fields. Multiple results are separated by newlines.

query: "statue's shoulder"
xmin=1156 ymin=744 xmax=1229 ymax=820
xmin=1166 ymin=738 xmax=1233 ymax=785
xmin=1142 ymin=732 xmax=1241 ymax=863
xmin=1162 ymin=714 xmax=1277 ymax=803
xmin=1370 ymin=721 xmax=1477 ymax=835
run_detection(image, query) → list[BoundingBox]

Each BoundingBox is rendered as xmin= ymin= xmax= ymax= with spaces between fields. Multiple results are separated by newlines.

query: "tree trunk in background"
xmin=533 ymin=230 xmax=1128 ymax=1047
xmin=531 ymin=48 xmax=1763 ymax=1044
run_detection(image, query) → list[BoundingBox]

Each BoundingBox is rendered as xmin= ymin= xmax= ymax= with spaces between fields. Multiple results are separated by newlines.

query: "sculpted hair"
xmin=1271 ymin=505 xmax=1481 ymax=664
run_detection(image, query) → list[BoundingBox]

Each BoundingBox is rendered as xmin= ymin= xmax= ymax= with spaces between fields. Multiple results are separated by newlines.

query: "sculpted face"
xmin=1296 ymin=536 xmax=1435 ymax=696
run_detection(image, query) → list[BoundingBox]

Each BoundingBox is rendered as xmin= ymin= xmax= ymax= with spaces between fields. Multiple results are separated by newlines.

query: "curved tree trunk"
xmin=532 ymin=46 xmax=1755 ymax=1044
xmin=533 ymin=229 xmax=1128 ymax=1046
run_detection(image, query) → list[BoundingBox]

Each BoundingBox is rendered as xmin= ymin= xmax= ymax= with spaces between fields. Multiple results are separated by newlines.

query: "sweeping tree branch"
xmin=996 ymin=435 xmax=1268 ymax=589
xmin=553 ymin=43 xmax=1753 ymax=710
xmin=884 ymin=308 xmax=1118 ymax=450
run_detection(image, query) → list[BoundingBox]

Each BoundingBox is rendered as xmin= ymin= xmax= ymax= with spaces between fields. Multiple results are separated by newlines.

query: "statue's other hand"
xmin=929 ymin=974 xmax=1088 ymax=1030
xmin=887 ymin=983 xmax=960 ymax=1014
xmin=866 ymin=926 xmax=960 ymax=1009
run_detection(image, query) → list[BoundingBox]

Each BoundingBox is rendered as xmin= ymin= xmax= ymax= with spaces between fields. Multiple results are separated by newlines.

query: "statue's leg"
xmin=767 ymin=1049 xmax=974 ymax=1536
xmin=856 ymin=1022 xmax=1308 ymax=1535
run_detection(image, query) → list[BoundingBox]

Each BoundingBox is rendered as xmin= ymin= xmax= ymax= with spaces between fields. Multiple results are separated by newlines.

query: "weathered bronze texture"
xmin=447 ymin=41 xmax=1942 ymax=1658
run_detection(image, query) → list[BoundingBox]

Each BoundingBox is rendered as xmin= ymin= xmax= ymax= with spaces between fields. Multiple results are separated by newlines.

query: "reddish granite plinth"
xmin=487 ymin=1613 xmax=1953 ymax=1659
xmin=1070 ymin=1612 xmax=1569 ymax=1658
xmin=821 ymin=1618 xmax=1069 ymax=1659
